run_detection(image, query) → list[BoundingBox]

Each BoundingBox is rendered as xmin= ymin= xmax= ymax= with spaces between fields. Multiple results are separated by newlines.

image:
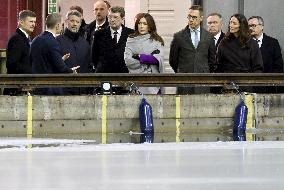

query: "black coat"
xmin=92 ymin=26 xmax=134 ymax=73
xmin=260 ymin=33 xmax=283 ymax=73
xmin=4 ymin=28 xmax=31 ymax=95
xmin=258 ymin=34 xmax=284 ymax=93
xmin=57 ymin=29 xmax=91 ymax=73
xmin=85 ymin=20 xmax=109 ymax=45
xmin=217 ymin=37 xmax=263 ymax=73
xmin=6 ymin=28 xmax=31 ymax=74
xmin=56 ymin=29 xmax=92 ymax=95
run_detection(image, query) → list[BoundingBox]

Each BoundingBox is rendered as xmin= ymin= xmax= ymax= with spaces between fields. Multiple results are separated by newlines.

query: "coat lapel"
xmin=182 ymin=27 xmax=195 ymax=49
xmin=260 ymin=34 xmax=268 ymax=50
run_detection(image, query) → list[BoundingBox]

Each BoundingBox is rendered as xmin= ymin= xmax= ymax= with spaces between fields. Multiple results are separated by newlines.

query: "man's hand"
xmin=71 ymin=66 xmax=80 ymax=74
xmin=62 ymin=53 xmax=71 ymax=61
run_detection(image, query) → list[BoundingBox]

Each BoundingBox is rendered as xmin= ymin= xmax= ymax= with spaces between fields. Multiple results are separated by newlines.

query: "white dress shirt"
xmin=110 ymin=26 xmax=122 ymax=43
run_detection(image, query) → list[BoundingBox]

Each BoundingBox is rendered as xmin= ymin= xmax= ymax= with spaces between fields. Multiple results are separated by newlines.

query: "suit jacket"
xmin=31 ymin=31 xmax=72 ymax=74
xmin=169 ymin=26 xmax=216 ymax=94
xmin=6 ymin=28 xmax=31 ymax=74
xmin=30 ymin=31 xmax=72 ymax=95
xmin=85 ymin=20 xmax=109 ymax=45
xmin=260 ymin=33 xmax=283 ymax=73
xmin=216 ymin=31 xmax=225 ymax=50
xmin=92 ymin=26 xmax=134 ymax=73
xmin=4 ymin=28 xmax=31 ymax=95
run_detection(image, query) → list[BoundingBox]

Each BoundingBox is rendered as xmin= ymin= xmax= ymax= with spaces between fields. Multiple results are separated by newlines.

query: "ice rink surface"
xmin=0 ymin=139 xmax=284 ymax=190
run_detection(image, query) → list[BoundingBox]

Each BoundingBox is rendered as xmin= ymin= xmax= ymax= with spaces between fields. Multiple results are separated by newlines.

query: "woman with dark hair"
xmin=216 ymin=14 xmax=263 ymax=73
xmin=124 ymin=13 xmax=164 ymax=94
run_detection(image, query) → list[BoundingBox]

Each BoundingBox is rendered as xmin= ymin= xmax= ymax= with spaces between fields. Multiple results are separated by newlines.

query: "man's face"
xmin=187 ymin=9 xmax=203 ymax=29
xmin=93 ymin=1 xmax=108 ymax=22
xmin=108 ymin=11 xmax=124 ymax=30
xmin=19 ymin=16 xmax=36 ymax=34
xmin=248 ymin=18 xmax=263 ymax=38
xmin=66 ymin=15 xmax=81 ymax=33
xmin=207 ymin=15 xmax=222 ymax=36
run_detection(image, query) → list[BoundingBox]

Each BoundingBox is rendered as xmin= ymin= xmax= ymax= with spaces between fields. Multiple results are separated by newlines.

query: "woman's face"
xmin=138 ymin=17 xmax=149 ymax=35
xmin=229 ymin=16 xmax=240 ymax=35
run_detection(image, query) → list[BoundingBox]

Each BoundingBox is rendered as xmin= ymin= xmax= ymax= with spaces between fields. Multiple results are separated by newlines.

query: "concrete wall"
xmin=1 ymin=94 xmax=284 ymax=139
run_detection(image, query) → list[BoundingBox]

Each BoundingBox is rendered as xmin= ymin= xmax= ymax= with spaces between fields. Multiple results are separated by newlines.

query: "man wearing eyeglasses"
xmin=248 ymin=16 xmax=283 ymax=93
xmin=92 ymin=6 xmax=134 ymax=94
xmin=169 ymin=5 xmax=216 ymax=94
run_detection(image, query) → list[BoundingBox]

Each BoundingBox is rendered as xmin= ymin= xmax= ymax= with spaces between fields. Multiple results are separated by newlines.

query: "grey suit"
xmin=169 ymin=26 xmax=216 ymax=94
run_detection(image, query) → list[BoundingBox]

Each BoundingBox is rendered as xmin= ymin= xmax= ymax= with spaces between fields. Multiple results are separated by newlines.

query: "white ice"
xmin=0 ymin=139 xmax=284 ymax=190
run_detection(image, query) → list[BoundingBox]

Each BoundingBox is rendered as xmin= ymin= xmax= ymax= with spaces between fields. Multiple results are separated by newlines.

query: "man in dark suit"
xmin=207 ymin=12 xmax=225 ymax=93
xmin=92 ymin=6 xmax=134 ymax=94
xmin=207 ymin=13 xmax=225 ymax=50
xmin=4 ymin=10 xmax=36 ymax=95
xmin=169 ymin=5 xmax=216 ymax=94
xmin=31 ymin=13 xmax=79 ymax=95
xmin=248 ymin=16 xmax=284 ymax=93
xmin=85 ymin=0 xmax=109 ymax=45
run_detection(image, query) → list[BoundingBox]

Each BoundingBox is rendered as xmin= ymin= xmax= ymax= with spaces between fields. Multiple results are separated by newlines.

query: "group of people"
xmin=170 ymin=5 xmax=283 ymax=94
xmin=4 ymin=1 xmax=283 ymax=95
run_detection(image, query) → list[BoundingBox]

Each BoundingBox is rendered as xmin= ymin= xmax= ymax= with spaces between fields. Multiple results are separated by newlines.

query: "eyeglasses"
xmin=248 ymin=24 xmax=262 ymax=28
xmin=187 ymin=15 xmax=199 ymax=20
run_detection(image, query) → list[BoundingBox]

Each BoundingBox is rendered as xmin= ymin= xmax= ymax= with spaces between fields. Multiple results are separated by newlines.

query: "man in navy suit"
xmin=4 ymin=10 xmax=36 ymax=95
xmin=30 ymin=13 xmax=79 ymax=95
xmin=249 ymin=16 xmax=284 ymax=93
xmin=92 ymin=6 xmax=134 ymax=73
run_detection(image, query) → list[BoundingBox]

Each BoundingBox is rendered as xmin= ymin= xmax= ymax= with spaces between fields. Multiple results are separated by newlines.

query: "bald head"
xmin=93 ymin=0 xmax=108 ymax=24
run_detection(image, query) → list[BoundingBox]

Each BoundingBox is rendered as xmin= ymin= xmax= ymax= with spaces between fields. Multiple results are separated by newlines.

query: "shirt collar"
xmin=19 ymin=28 xmax=29 ymax=38
xmin=110 ymin=26 xmax=122 ymax=35
xmin=214 ymin=31 xmax=222 ymax=41
xmin=46 ymin=30 xmax=56 ymax=38
xmin=256 ymin=33 xmax=264 ymax=42
xmin=96 ymin=20 xmax=106 ymax=28
xmin=189 ymin=26 xmax=200 ymax=33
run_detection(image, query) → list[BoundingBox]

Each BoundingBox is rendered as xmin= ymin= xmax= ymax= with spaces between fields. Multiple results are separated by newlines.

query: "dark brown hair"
xmin=225 ymin=13 xmax=250 ymax=47
xmin=130 ymin=13 xmax=164 ymax=46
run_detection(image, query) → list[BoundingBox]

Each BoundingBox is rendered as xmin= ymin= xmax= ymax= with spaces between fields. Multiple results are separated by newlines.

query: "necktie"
xmin=28 ymin=37 xmax=32 ymax=46
xmin=214 ymin=36 xmax=217 ymax=46
xmin=113 ymin=31 xmax=118 ymax=43
xmin=193 ymin=30 xmax=199 ymax=49
xmin=95 ymin=25 xmax=101 ymax=31
xmin=257 ymin=39 xmax=261 ymax=48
